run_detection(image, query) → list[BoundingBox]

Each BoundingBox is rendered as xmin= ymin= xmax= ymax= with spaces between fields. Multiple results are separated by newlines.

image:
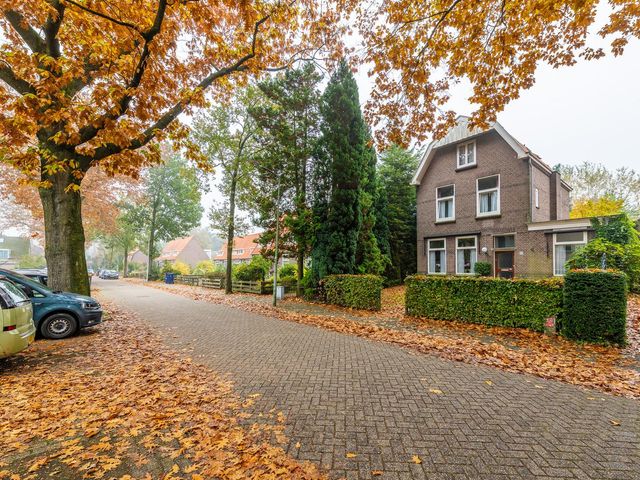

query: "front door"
xmin=495 ymin=251 xmax=515 ymax=279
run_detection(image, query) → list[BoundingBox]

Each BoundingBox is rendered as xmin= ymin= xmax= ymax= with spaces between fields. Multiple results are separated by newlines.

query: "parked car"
xmin=99 ymin=270 xmax=119 ymax=280
xmin=0 ymin=269 xmax=102 ymax=340
xmin=0 ymin=276 xmax=36 ymax=358
xmin=14 ymin=268 xmax=48 ymax=286
xmin=87 ymin=268 xmax=94 ymax=276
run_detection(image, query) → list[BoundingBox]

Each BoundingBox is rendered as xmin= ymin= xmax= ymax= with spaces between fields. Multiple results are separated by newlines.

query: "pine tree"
xmin=311 ymin=60 xmax=366 ymax=281
xmin=378 ymin=145 xmax=419 ymax=282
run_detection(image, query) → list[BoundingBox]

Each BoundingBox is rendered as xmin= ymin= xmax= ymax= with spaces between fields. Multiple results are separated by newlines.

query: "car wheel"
xmin=40 ymin=313 xmax=78 ymax=339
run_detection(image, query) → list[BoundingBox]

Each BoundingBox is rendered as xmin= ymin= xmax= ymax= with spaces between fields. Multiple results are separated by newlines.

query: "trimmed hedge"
xmin=561 ymin=269 xmax=627 ymax=345
xmin=405 ymin=275 xmax=563 ymax=331
xmin=474 ymin=261 xmax=492 ymax=277
xmin=322 ymin=274 xmax=383 ymax=311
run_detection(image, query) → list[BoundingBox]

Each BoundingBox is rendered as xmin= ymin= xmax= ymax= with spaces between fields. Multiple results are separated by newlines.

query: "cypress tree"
xmin=311 ymin=60 xmax=366 ymax=281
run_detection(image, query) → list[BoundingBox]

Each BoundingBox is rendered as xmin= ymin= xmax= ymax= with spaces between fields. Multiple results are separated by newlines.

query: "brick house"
xmin=156 ymin=236 xmax=209 ymax=268
xmin=212 ymin=233 xmax=263 ymax=266
xmin=413 ymin=116 xmax=592 ymax=279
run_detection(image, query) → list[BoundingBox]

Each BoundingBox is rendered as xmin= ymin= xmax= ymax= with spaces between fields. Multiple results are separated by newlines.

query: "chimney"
xmin=549 ymin=171 xmax=562 ymax=221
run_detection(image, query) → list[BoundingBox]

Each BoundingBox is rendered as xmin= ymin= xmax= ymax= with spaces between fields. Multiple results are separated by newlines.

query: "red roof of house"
xmin=157 ymin=236 xmax=195 ymax=262
xmin=213 ymin=233 xmax=262 ymax=261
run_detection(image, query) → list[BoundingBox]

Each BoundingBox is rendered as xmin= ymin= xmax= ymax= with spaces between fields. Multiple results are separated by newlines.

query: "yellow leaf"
xmin=372 ymin=470 xmax=384 ymax=476
xmin=411 ymin=455 xmax=422 ymax=464
xmin=295 ymin=442 xmax=301 ymax=449
xmin=485 ymin=380 xmax=493 ymax=386
xmin=428 ymin=388 xmax=443 ymax=394
xmin=610 ymin=420 xmax=621 ymax=426
xmin=346 ymin=452 xmax=357 ymax=458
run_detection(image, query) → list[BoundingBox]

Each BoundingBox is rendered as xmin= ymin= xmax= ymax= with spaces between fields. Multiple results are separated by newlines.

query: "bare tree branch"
xmin=62 ymin=0 xmax=144 ymax=34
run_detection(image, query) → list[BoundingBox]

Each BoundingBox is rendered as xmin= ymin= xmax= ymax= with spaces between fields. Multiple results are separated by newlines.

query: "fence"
xmin=173 ymin=275 xmax=295 ymax=295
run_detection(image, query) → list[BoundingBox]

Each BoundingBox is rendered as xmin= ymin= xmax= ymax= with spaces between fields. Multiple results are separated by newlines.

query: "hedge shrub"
xmin=321 ymin=274 xmax=383 ymax=311
xmin=561 ymin=269 xmax=627 ymax=345
xmin=474 ymin=261 xmax=492 ymax=277
xmin=405 ymin=275 xmax=563 ymax=331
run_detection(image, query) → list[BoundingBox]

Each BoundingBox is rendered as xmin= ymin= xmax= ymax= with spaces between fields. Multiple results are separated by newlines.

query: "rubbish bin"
xmin=164 ymin=272 xmax=175 ymax=284
xmin=276 ymin=285 xmax=285 ymax=300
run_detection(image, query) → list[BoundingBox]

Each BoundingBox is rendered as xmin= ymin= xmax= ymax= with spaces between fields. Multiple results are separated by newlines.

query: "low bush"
xmin=160 ymin=261 xmax=190 ymax=275
xmin=321 ymin=274 xmax=383 ymax=311
xmin=279 ymin=263 xmax=297 ymax=278
xmin=192 ymin=260 xmax=217 ymax=275
xmin=474 ymin=261 xmax=492 ymax=277
xmin=405 ymin=275 xmax=564 ymax=331
xmin=561 ymin=269 xmax=627 ymax=345
xmin=233 ymin=256 xmax=270 ymax=282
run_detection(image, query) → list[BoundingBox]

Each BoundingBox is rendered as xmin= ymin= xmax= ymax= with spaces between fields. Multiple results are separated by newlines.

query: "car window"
xmin=0 ymin=279 xmax=29 ymax=304
xmin=3 ymin=270 xmax=51 ymax=294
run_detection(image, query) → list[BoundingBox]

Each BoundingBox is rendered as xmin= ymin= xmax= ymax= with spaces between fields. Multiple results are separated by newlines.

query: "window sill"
xmin=435 ymin=219 xmax=456 ymax=224
xmin=476 ymin=213 xmax=501 ymax=220
xmin=456 ymin=164 xmax=477 ymax=172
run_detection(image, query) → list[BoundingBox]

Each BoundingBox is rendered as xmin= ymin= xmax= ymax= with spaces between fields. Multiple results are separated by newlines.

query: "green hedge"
xmin=561 ymin=269 xmax=627 ymax=345
xmin=405 ymin=275 xmax=563 ymax=331
xmin=321 ymin=274 xmax=383 ymax=311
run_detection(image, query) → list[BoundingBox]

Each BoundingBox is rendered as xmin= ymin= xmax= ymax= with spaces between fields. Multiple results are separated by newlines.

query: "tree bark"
xmin=146 ymin=197 xmax=158 ymax=281
xmin=39 ymin=170 xmax=90 ymax=295
xmin=225 ymin=168 xmax=238 ymax=294
xmin=123 ymin=245 xmax=129 ymax=278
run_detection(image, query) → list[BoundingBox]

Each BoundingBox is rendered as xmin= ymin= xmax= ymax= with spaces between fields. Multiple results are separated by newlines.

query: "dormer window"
xmin=457 ymin=141 xmax=476 ymax=168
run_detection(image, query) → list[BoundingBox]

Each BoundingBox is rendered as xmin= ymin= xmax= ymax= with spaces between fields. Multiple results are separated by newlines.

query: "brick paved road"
xmin=97 ymin=279 xmax=639 ymax=480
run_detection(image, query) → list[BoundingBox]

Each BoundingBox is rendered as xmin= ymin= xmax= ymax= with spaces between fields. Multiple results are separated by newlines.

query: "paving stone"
xmin=98 ymin=280 xmax=640 ymax=480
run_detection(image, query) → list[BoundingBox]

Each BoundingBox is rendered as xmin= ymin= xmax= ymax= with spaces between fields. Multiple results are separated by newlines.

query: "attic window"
xmin=457 ymin=141 xmax=476 ymax=168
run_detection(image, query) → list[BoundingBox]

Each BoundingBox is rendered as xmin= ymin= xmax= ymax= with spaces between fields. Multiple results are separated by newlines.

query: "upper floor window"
xmin=457 ymin=141 xmax=476 ymax=168
xmin=535 ymin=188 xmax=540 ymax=209
xmin=436 ymin=184 xmax=455 ymax=222
xmin=553 ymin=231 xmax=587 ymax=276
xmin=232 ymin=249 xmax=245 ymax=255
xmin=477 ymin=174 xmax=500 ymax=217
xmin=427 ymin=239 xmax=446 ymax=274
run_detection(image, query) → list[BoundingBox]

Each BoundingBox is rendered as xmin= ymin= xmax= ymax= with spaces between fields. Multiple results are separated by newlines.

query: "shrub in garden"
xmin=405 ymin=275 xmax=564 ymax=331
xmin=160 ymin=261 xmax=190 ymax=275
xmin=233 ymin=255 xmax=270 ymax=282
xmin=192 ymin=260 xmax=217 ymax=275
xmin=321 ymin=274 xmax=383 ymax=310
xmin=474 ymin=261 xmax=492 ymax=276
xmin=561 ymin=269 xmax=627 ymax=345
xmin=279 ymin=263 xmax=297 ymax=278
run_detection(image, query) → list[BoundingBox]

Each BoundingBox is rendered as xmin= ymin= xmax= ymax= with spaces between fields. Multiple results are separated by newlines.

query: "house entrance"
xmin=495 ymin=251 xmax=515 ymax=279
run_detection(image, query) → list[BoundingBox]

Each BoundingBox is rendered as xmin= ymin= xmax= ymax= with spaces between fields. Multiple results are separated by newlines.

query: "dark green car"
xmin=0 ymin=269 xmax=103 ymax=339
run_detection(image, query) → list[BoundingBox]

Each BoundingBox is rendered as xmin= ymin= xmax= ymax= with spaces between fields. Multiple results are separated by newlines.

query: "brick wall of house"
xmin=531 ymin=164 xmax=550 ymax=223
xmin=417 ymin=130 xmax=531 ymax=274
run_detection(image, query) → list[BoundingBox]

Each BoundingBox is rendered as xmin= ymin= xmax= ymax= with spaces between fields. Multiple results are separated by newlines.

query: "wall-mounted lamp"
xmin=481 ymin=246 xmax=488 ymax=254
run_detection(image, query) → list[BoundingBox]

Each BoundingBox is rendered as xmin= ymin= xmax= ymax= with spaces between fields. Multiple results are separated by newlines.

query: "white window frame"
xmin=455 ymin=236 xmax=477 ymax=275
xmin=535 ymin=188 xmax=540 ymax=209
xmin=0 ymin=249 xmax=10 ymax=260
xmin=553 ymin=231 xmax=587 ymax=277
xmin=476 ymin=174 xmax=501 ymax=217
xmin=457 ymin=140 xmax=476 ymax=168
xmin=427 ymin=238 xmax=447 ymax=275
xmin=435 ymin=184 xmax=455 ymax=222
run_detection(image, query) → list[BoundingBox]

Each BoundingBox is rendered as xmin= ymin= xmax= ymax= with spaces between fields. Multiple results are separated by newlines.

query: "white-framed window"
xmin=457 ymin=141 xmax=476 ymax=168
xmin=0 ymin=249 xmax=10 ymax=260
xmin=436 ymin=185 xmax=455 ymax=222
xmin=427 ymin=239 xmax=446 ymax=274
xmin=232 ymin=249 xmax=244 ymax=255
xmin=477 ymin=174 xmax=500 ymax=217
xmin=456 ymin=236 xmax=477 ymax=274
xmin=553 ymin=231 xmax=587 ymax=276
xmin=535 ymin=188 xmax=540 ymax=209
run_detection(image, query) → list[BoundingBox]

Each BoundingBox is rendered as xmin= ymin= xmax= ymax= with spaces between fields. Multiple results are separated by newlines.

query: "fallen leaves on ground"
xmin=138 ymin=281 xmax=640 ymax=399
xmin=0 ymin=300 xmax=325 ymax=480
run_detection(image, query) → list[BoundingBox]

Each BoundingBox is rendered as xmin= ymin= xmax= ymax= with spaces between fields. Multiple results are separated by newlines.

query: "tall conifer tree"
xmin=311 ymin=60 xmax=366 ymax=281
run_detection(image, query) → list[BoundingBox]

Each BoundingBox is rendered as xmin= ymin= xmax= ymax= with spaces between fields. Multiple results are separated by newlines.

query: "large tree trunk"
xmin=39 ymin=171 xmax=90 ymax=296
xmin=123 ymin=245 xmax=129 ymax=278
xmin=146 ymin=199 xmax=157 ymax=281
xmin=225 ymin=170 xmax=238 ymax=294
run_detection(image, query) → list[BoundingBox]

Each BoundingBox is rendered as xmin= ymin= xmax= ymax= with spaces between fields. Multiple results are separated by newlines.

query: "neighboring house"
xmin=156 ymin=236 xmax=209 ymax=268
xmin=127 ymin=249 xmax=149 ymax=266
xmin=413 ymin=116 xmax=592 ymax=279
xmin=213 ymin=233 xmax=263 ymax=266
xmin=0 ymin=235 xmax=41 ymax=269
